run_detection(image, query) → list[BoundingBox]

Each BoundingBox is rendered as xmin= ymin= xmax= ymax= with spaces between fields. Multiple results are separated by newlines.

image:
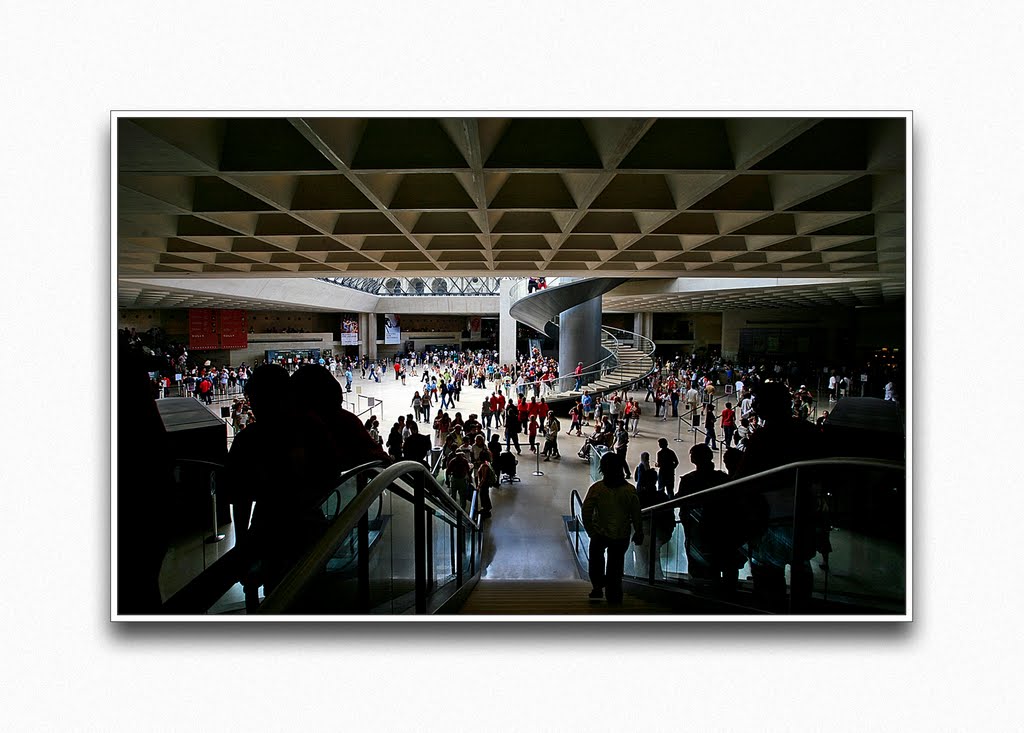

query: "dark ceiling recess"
xmin=788 ymin=176 xmax=874 ymax=212
xmin=485 ymin=118 xmax=603 ymax=168
xmin=352 ymin=119 xmax=469 ymax=169
xmin=117 ymin=116 xmax=905 ymax=285
xmin=752 ymin=118 xmax=874 ymax=171
xmin=192 ymin=177 xmax=274 ymax=212
xmin=619 ymin=118 xmax=734 ymax=169
xmin=291 ymin=175 xmax=374 ymax=210
xmin=220 ymin=118 xmax=335 ymax=171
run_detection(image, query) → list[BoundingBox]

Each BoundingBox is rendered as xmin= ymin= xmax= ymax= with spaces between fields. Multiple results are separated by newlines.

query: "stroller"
xmin=578 ymin=430 xmax=612 ymax=460
xmin=497 ymin=450 xmax=521 ymax=484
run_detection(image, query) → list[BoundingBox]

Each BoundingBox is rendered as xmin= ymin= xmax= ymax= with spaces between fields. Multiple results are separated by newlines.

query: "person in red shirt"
xmin=518 ymin=396 xmax=529 ymax=435
xmin=488 ymin=392 xmax=500 ymax=426
xmin=528 ymin=396 xmax=540 ymax=421
xmin=721 ymin=402 xmax=736 ymax=447
xmin=394 ymin=361 xmax=401 ymax=380
xmin=528 ymin=415 xmax=540 ymax=452
xmin=495 ymin=391 xmax=506 ymax=427
xmin=537 ymin=398 xmax=550 ymax=422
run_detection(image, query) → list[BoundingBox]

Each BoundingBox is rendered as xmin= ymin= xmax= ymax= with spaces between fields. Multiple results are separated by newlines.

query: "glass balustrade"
xmin=256 ymin=463 xmax=484 ymax=615
xmin=568 ymin=458 xmax=905 ymax=615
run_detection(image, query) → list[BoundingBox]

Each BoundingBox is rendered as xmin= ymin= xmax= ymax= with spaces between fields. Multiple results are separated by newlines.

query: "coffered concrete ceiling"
xmin=117 ymin=115 xmax=907 ymax=285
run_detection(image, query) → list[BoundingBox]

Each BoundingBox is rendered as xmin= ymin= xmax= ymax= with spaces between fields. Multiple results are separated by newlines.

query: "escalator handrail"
xmin=324 ymin=460 xmax=386 ymax=520
xmin=568 ymin=489 xmax=588 ymax=560
xmin=639 ymin=456 xmax=905 ymax=517
xmin=569 ymin=489 xmax=584 ymax=526
xmin=159 ymin=459 xmax=386 ymax=614
xmin=257 ymin=460 xmax=480 ymax=614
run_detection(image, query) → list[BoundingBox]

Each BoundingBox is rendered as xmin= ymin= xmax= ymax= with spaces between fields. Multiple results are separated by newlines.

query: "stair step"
xmin=459 ymin=580 xmax=674 ymax=615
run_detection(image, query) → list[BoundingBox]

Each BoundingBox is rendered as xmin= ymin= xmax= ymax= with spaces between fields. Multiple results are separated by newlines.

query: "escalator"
xmin=565 ymin=458 xmax=907 ymax=616
xmin=155 ymin=453 xmax=905 ymax=618
xmin=160 ymin=456 xmax=484 ymax=616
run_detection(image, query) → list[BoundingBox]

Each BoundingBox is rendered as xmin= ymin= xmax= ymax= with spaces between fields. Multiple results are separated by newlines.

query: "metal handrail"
xmin=599 ymin=325 xmax=657 ymax=386
xmin=507 ymin=278 xmax=657 ymax=398
xmin=257 ymin=460 xmax=481 ymax=614
xmin=640 ymin=457 xmax=904 ymax=516
xmin=566 ymin=457 xmax=905 ymax=612
xmin=323 ymin=460 xmax=386 ymax=520
xmin=158 ymin=458 xmax=388 ymax=614
xmin=508 ymin=327 xmax=652 ymax=399
xmin=569 ymin=489 xmax=588 ymax=560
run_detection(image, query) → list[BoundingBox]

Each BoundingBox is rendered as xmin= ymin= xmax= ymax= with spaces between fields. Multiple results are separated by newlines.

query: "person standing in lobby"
xmin=655 ymin=437 xmax=679 ymax=495
xmin=582 ymin=452 xmax=643 ymax=606
xmin=721 ymin=401 xmax=736 ymax=447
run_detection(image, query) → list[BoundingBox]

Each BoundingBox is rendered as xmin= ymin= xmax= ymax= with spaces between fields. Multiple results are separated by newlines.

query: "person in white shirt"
xmin=884 ymin=381 xmax=896 ymax=402
xmin=684 ymin=385 xmax=700 ymax=424
xmin=828 ymin=374 xmax=838 ymax=402
xmin=740 ymin=394 xmax=754 ymax=421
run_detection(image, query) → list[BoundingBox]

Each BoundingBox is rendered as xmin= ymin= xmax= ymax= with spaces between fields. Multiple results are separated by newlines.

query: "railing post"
xmin=356 ymin=470 xmax=370 ymax=612
xmin=413 ymin=471 xmax=428 ymax=614
xmin=647 ymin=514 xmax=656 ymax=584
xmin=456 ymin=520 xmax=465 ymax=588
xmin=204 ymin=469 xmax=225 ymax=546
xmin=789 ymin=467 xmax=800 ymax=615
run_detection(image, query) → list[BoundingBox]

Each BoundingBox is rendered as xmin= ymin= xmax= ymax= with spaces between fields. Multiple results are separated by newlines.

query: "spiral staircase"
xmin=508 ymin=277 xmax=656 ymax=406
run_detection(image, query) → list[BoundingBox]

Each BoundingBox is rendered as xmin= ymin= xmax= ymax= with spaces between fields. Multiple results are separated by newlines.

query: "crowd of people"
xmin=123 ymin=318 xmax=903 ymax=613
xmin=581 ymin=378 xmax=842 ymax=610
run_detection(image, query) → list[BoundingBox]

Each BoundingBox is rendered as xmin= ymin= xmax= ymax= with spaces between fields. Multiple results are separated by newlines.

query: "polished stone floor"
xmin=321 ymin=371 xmax=716 ymax=580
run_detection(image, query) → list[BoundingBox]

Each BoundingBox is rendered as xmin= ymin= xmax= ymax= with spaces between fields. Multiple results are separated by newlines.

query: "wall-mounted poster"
xmin=469 ymin=315 xmax=482 ymax=340
xmin=384 ymin=313 xmax=401 ymax=345
xmin=340 ymin=314 xmax=359 ymax=345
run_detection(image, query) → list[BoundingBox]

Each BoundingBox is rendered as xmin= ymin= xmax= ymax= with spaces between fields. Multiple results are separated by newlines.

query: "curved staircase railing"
xmin=507 ymin=278 xmax=656 ymax=402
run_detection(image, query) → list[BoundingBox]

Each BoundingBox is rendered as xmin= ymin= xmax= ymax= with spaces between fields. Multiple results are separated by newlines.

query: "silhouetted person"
xmin=633 ymin=463 xmax=674 ymax=580
xmin=291 ymin=365 xmax=389 ymax=470
xmin=739 ymin=381 xmax=824 ymax=610
xmin=224 ymin=364 xmax=339 ymax=609
xmin=403 ymin=421 xmax=432 ymax=465
xmin=446 ymin=450 xmax=473 ymax=509
xmin=722 ymin=447 xmax=744 ymax=478
xmin=655 ymin=438 xmax=679 ymax=495
xmin=487 ymin=433 xmax=502 ymax=464
xmin=117 ymin=335 xmax=173 ymax=614
xmin=582 ymin=452 xmax=643 ymax=606
xmin=504 ymin=403 xmax=522 ymax=454
xmin=385 ymin=424 xmax=404 ymax=461
xmin=633 ymin=451 xmax=653 ymax=486
xmin=676 ymin=444 xmax=742 ymax=594
xmin=676 ymin=443 xmax=728 ymax=498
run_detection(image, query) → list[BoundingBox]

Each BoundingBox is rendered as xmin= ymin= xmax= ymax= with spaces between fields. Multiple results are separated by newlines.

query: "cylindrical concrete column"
xmin=499 ymin=279 xmax=517 ymax=366
xmin=559 ymin=294 xmax=603 ymax=382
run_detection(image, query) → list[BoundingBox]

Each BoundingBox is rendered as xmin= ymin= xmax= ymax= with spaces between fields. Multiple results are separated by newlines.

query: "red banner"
xmin=189 ymin=308 xmax=248 ymax=351
xmin=218 ymin=309 xmax=249 ymax=350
